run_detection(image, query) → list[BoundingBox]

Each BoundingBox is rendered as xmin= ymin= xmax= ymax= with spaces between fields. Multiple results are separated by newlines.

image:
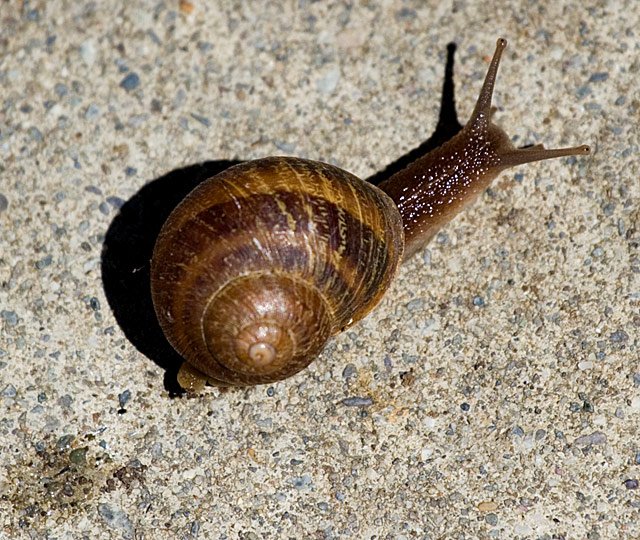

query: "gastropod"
xmin=150 ymin=38 xmax=590 ymax=389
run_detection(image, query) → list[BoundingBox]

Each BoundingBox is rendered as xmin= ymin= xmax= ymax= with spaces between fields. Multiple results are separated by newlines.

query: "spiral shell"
xmin=150 ymin=157 xmax=404 ymax=386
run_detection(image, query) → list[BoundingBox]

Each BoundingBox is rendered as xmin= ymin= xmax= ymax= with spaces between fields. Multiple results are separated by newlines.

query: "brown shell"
xmin=150 ymin=156 xmax=404 ymax=386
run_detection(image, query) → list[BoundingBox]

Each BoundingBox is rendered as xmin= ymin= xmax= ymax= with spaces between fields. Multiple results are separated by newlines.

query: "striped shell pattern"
xmin=150 ymin=157 xmax=404 ymax=386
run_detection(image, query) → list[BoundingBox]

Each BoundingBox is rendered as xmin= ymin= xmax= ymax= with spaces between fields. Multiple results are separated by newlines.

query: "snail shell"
xmin=150 ymin=157 xmax=403 ymax=386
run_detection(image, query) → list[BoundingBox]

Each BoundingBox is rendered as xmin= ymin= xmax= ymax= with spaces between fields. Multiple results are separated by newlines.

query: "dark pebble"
xmin=72 ymin=80 xmax=84 ymax=94
xmin=574 ymin=431 xmax=607 ymax=446
xmin=57 ymin=434 xmax=75 ymax=449
xmin=120 ymin=73 xmax=140 ymax=90
xmin=97 ymin=503 xmax=134 ymax=535
xmin=395 ymin=8 xmax=417 ymax=20
xmin=69 ymin=447 xmax=88 ymax=465
xmin=85 ymin=185 xmax=102 ymax=195
xmin=460 ymin=403 xmax=470 ymax=411
xmin=342 ymin=364 xmax=357 ymax=379
xmin=1 ymin=384 xmax=17 ymax=398
xmin=147 ymin=30 xmax=162 ymax=45
xmin=405 ymin=298 xmax=424 ymax=311
xmin=54 ymin=83 xmax=68 ymax=96
xmin=29 ymin=126 xmax=43 ymax=142
xmin=274 ymin=140 xmax=295 ymax=153
xmin=341 ymin=397 xmax=373 ymax=407
xmin=35 ymin=255 xmax=52 ymax=269
xmin=85 ymin=104 xmax=100 ymax=120
xmin=576 ymin=85 xmax=591 ymax=98
xmin=191 ymin=113 xmax=211 ymax=127
xmin=290 ymin=475 xmax=312 ymax=489
xmin=57 ymin=115 xmax=69 ymax=129
xmin=118 ymin=389 xmax=131 ymax=408
xmin=124 ymin=167 xmax=137 ymax=177
xmin=0 ymin=194 xmax=8 ymax=213
xmin=582 ymin=400 xmax=594 ymax=413
xmin=384 ymin=356 xmax=392 ymax=372
xmin=588 ymin=72 xmax=609 ymax=83
xmin=59 ymin=394 xmax=73 ymax=408
xmin=624 ymin=479 xmax=638 ymax=490
xmin=609 ymin=330 xmax=628 ymax=343
xmin=106 ymin=196 xmax=125 ymax=209
xmin=473 ymin=296 xmax=485 ymax=307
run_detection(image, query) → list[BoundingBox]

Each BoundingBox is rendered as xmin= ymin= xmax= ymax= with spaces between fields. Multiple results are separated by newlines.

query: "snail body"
xmin=150 ymin=39 xmax=590 ymax=388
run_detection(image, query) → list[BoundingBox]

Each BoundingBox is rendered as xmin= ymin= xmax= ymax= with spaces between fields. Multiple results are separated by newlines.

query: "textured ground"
xmin=1 ymin=1 xmax=639 ymax=539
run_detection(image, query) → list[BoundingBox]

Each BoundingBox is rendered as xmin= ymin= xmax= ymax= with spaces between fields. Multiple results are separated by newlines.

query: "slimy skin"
xmin=378 ymin=38 xmax=590 ymax=259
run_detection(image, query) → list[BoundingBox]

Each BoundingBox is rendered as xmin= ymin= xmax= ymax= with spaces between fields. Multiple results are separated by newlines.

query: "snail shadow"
xmin=101 ymin=42 xmax=460 ymax=395
xmin=367 ymin=42 xmax=461 ymax=186
xmin=101 ymin=160 xmax=240 ymax=396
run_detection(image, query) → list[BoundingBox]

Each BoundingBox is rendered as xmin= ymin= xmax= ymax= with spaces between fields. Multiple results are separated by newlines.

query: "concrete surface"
xmin=1 ymin=1 xmax=638 ymax=539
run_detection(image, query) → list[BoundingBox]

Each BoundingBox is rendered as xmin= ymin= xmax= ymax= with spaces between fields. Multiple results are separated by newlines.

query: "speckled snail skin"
xmin=150 ymin=39 xmax=590 ymax=389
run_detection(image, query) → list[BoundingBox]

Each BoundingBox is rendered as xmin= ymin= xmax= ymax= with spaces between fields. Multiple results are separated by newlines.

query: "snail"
xmin=150 ymin=38 xmax=590 ymax=390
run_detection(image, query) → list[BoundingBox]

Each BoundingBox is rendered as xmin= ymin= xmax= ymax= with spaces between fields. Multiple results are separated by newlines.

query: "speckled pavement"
xmin=1 ymin=1 xmax=638 ymax=539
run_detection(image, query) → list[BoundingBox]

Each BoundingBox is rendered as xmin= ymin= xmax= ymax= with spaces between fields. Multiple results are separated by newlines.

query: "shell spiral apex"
xmin=200 ymin=273 xmax=334 ymax=384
